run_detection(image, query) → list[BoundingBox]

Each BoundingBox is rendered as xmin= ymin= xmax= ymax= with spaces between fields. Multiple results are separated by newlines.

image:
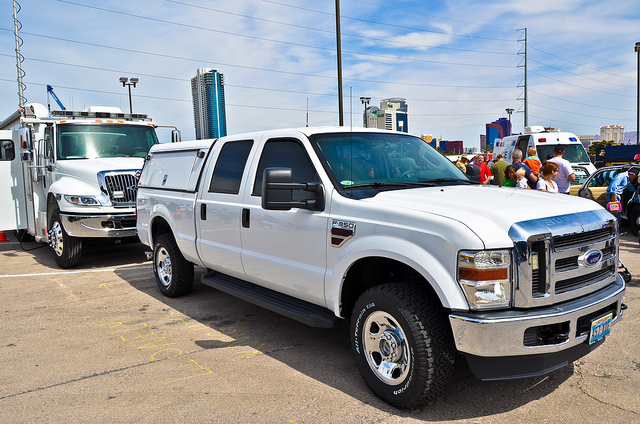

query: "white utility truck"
xmin=136 ymin=127 xmax=626 ymax=409
xmin=0 ymin=102 xmax=175 ymax=268
xmin=494 ymin=125 xmax=597 ymax=174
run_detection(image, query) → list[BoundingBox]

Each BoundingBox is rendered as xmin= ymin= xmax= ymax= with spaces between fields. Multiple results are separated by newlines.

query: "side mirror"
xmin=19 ymin=127 xmax=32 ymax=150
xmin=261 ymin=167 xmax=325 ymax=211
xmin=171 ymin=129 xmax=181 ymax=143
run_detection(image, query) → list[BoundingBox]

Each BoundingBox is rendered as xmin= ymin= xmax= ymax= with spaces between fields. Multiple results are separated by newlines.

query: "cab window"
xmin=209 ymin=140 xmax=253 ymax=194
xmin=252 ymin=139 xmax=319 ymax=200
xmin=0 ymin=140 xmax=15 ymax=161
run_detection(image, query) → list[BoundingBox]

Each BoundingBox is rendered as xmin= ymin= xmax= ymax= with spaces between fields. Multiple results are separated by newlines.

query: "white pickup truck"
xmin=136 ymin=127 xmax=626 ymax=409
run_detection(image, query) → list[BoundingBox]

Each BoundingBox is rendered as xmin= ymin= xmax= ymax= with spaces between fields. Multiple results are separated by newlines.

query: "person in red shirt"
xmin=475 ymin=155 xmax=492 ymax=184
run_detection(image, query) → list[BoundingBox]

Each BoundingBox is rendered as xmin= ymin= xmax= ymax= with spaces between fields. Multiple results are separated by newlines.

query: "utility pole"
xmin=517 ymin=28 xmax=528 ymax=129
xmin=635 ymin=42 xmax=640 ymax=145
xmin=335 ymin=0 xmax=344 ymax=126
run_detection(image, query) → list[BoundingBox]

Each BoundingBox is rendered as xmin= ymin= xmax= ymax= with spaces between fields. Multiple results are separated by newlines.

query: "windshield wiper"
xmin=344 ymin=181 xmax=409 ymax=189
xmin=418 ymin=178 xmax=478 ymax=185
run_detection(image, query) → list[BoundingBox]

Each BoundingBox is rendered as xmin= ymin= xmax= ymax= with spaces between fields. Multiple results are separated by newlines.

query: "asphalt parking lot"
xmin=1 ymin=230 xmax=639 ymax=424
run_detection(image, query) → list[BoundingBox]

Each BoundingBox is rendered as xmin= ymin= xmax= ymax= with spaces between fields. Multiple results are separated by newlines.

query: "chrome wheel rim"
xmin=49 ymin=221 xmax=64 ymax=257
xmin=156 ymin=247 xmax=172 ymax=287
xmin=362 ymin=310 xmax=410 ymax=385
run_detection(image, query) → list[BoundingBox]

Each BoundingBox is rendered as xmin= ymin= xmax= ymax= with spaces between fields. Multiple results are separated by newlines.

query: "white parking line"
xmin=0 ymin=265 xmax=151 ymax=278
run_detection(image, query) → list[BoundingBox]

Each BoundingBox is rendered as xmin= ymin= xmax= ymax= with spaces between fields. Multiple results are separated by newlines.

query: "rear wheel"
xmin=153 ymin=233 xmax=194 ymax=297
xmin=628 ymin=205 xmax=640 ymax=236
xmin=351 ymin=283 xmax=455 ymax=410
xmin=49 ymin=209 xmax=82 ymax=269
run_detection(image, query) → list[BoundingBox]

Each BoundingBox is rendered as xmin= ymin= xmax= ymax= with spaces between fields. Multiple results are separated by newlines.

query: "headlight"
xmin=458 ymin=250 xmax=511 ymax=310
xmin=64 ymin=195 xmax=100 ymax=206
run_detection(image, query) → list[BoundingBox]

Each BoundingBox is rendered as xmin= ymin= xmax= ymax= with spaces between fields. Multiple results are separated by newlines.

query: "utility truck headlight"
xmin=64 ymin=195 xmax=100 ymax=206
xmin=458 ymin=250 xmax=511 ymax=310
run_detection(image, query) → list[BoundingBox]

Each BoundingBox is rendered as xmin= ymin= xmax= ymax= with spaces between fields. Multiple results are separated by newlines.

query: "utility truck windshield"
xmin=311 ymin=132 xmax=470 ymax=191
xmin=57 ymin=124 xmax=159 ymax=160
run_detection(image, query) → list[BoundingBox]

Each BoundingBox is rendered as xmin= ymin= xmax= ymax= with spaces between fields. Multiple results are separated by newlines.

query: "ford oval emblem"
xmin=578 ymin=250 xmax=603 ymax=268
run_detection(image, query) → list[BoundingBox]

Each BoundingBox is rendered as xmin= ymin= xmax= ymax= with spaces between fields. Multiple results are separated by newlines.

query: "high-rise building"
xmin=363 ymin=98 xmax=408 ymax=132
xmin=191 ymin=68 xmax=227 ymax=139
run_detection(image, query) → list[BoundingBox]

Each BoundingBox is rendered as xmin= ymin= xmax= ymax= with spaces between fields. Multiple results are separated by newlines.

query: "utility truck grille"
xmin=511 ymin=211 xmax=618 ymax=308
xmin=98 ymin=170 xmax=140 ymax=206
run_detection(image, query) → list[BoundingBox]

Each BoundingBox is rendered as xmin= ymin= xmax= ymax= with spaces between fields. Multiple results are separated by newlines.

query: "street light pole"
xmin=506 ymin=108 xmax=514 ymax=136
xmin=119 ymin=77 xmax=139 ymax=114
xmin=635 ymin=42 xmax=640 ymax=145
xmin=360 ymin=96 xmax=370 ymax=127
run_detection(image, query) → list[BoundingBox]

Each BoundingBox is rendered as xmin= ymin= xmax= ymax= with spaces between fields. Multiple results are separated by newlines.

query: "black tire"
xmin=153 ymin=233 xmax=194 ymax=297
xmin=628 ymin=205 xmax=640 ymax=236
xmin=48 ymin=208 xmax=82 ymax=269
xmin=351 ymin=283 xmax=455 ymax=410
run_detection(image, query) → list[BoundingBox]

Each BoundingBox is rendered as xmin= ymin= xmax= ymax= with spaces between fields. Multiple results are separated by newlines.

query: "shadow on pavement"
xmin=115 ymin=265 xmax=571 ymax=421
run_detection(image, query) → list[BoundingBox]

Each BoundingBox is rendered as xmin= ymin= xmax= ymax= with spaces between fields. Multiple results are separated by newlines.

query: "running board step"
xmin=201 ymin=272 xmax=341 ymax=328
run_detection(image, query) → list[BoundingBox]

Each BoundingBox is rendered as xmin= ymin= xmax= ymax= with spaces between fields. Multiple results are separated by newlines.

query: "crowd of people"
xmin=455 ymin=145 xmax=575 ymax=194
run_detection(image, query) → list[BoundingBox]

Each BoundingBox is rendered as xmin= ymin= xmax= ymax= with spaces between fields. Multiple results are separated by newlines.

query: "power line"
xmin=528 ymin=44 xmax=635 ymax=81
xmin=528 ymin=70 xmax=635 ymax=98
xmin=528 ymin=57 xmax=634 ymax=89
xmin=53 ymin=1 xmax=514 ymax=69
xmin=529 ymin=89 xmax=633 ymax=112
xmin=165 ymin=0 xmax=515 ymax=56
xmin=256 ymin=0 xmax=517 ymax=42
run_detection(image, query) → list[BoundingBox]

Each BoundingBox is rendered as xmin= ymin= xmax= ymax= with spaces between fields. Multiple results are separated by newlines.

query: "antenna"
xmin=13 ymin=0 xmax=26 ymax=111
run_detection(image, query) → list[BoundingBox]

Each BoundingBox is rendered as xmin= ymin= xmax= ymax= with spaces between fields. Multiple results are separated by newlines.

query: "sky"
xmin=1 ymin=0 xmax=639 ymax=148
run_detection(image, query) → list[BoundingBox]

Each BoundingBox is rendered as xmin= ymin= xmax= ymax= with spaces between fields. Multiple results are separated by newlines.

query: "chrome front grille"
xmin=98 ymin=170 xmax=140 ymax=206
xmin=510 ymin=210 xmax=618 ymax=308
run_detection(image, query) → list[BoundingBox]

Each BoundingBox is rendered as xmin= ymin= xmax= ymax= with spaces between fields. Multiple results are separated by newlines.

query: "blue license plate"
xmin=589 ymin=313 xmax=613 ymax=345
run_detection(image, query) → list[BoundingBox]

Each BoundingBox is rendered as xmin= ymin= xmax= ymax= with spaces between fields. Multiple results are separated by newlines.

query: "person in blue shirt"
xmin=606 ymin=166 xmax=639 ymax=231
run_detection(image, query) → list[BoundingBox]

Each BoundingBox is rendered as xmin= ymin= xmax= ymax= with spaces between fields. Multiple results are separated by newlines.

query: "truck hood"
xmin=54 ymin=157 xmax=144 ymax=185
xmin=361 ymin=184 xmax=603 ymax=248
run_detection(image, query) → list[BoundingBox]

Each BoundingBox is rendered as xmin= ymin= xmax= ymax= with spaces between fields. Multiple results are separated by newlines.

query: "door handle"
xmin=242 ymin=208 xmax=250 ymax=228
xmin=200 ymin=203 xmax=206 ymax=220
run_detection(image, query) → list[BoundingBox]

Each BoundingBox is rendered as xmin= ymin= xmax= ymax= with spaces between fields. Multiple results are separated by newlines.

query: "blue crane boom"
xmin=46 ymin=85 xmax=66 ymax=111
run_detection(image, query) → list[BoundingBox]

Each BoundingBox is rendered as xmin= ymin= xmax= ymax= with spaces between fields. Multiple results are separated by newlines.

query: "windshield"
xmin=57 ymin=123 xmax=159 ymax=160
xmin=537 ymin=144 xmax=590 ymax=163
xmin=309 ymin=132 xmax=469 ymax=193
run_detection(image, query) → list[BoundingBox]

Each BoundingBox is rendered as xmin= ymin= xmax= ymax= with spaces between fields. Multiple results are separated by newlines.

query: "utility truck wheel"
xmin=153 ymin=233 xmax=194 ymax=297
xmin=351 ymin=283 xmax=455 ymax=410
xmin=49 ymin=209 xmax=82 ymax=269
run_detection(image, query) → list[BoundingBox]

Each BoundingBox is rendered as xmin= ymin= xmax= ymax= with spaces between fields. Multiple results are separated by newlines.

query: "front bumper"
xmin=449 ymin=276 xmax=625 ymax=379
xmin=61 ymin=213 xmax=137 ymax=238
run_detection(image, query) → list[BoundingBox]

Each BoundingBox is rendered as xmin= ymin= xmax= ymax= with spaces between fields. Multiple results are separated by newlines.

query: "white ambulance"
xmin=493 ymin=126 xmax=596 ymax=175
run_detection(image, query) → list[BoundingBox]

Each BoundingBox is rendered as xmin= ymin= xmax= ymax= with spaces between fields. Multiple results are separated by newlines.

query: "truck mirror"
xmin=171 ymin=129 xmax=182 ymax=143
xmin=19 ymin=127 xmax=32 ymax=150
xmin=262 ymin=167 xmax=325 ymax=211
xmin=262 ymin=168 xmax=294 ymax=210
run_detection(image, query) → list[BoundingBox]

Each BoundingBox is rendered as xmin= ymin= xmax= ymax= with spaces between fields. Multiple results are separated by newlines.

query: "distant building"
xmin=363 ymin=98 xmax=408 ymax=132
xmin=577 ymin=134 xmax=595 ymax=149
xmin=191 ymin=68 xmax=227 ymax=139
xmin=600 ymin=125 xmax=624 ymax=144
xmin=485 ymin=118 xmax=511 ymax=150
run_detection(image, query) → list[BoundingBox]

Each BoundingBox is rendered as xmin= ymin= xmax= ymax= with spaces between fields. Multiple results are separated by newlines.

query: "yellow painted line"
xmin=0 ymin=265 xmax=151 ymax=278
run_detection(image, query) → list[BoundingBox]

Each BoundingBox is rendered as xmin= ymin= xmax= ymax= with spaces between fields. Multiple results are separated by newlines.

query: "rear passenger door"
xmin=240 ymin=136 xmax=329 ymax=306
xmin=196 ymin=139 xmax=254 ymax=279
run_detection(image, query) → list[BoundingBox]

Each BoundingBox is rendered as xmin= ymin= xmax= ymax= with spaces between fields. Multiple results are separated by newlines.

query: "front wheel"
xmin=351 ymin=283 xmax=455 ymax=410
xmin=153 ymin=233 xmax=194 ymax=297
xmin=49 ymin=209 xmax=82 ymax=269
